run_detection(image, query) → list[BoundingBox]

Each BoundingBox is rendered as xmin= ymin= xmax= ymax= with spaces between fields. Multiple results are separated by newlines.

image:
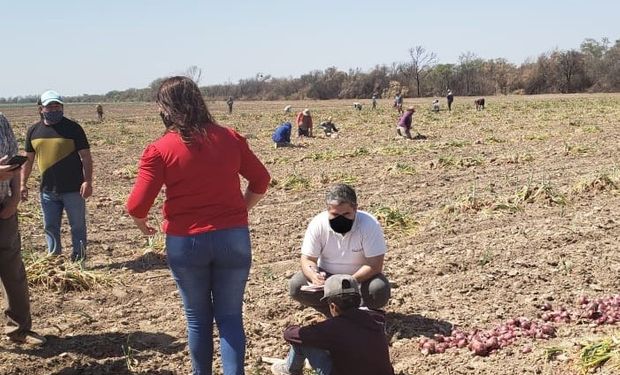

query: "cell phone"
xmin=6 ymin=155 xmax=27 ymax=170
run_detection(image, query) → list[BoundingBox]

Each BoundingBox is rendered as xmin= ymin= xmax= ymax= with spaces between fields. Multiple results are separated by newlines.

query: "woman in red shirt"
xmin=126 ymin=76 xmax=270 ymax=375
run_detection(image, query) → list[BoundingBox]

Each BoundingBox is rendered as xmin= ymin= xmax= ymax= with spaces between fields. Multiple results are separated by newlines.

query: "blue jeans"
xmin=286 ymin=344 xmax=332 ymax=375
xmin=166 ymin=227 xmax=252 ymax=375
xmin=40 ymin=191 xmax=87 ymax=261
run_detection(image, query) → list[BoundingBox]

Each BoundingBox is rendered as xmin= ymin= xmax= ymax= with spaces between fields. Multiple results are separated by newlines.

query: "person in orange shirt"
xmin=296 ymin=108 xmax=313 ymax=138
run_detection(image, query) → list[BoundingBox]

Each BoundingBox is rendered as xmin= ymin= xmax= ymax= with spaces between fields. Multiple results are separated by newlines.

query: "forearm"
xmin=352 ymin=264 xmax=381 ymax=282
xmin=244 ymin=188 xmax=265 ymax=210
xmin=81 ymin=154 xmax=93 ymax=183
xmin=20 ymin=161 xmax=33 ymax=187
xmin=300 ymin=256 xmax=320 ymax=280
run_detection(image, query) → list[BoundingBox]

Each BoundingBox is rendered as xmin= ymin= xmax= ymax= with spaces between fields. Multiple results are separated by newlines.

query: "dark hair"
xmin=328 ymin=293 xmax=361 ymax=311
xmin=156 ymin=76 xmax=214 ymax=144
xmin=325 ymin=183 xmax=357 ymax=206
xmin=36 ymin=98 xmax=43 ymax=120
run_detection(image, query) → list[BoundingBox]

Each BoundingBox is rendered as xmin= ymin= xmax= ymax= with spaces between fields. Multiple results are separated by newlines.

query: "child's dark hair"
xmin=327 ymin=293 xmax=361 ymax=311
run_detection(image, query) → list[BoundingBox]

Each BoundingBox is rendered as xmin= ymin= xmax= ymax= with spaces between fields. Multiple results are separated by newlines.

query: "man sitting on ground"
xmin=288 ymin=184 xmax=391 ymax=316
xmin=272 ymin=274 xmax=394 ymax=375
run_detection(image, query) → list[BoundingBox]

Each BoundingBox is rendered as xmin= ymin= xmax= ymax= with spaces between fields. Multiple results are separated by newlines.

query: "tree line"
xmin=1 ymin=37 xmax=618 ymax=104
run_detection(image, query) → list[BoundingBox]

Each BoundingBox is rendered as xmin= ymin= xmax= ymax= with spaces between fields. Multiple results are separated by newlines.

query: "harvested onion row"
xmin=417 ymin=294 xmax=620 ymax=356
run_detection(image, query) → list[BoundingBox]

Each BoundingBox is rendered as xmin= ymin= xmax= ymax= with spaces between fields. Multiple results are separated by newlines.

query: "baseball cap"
xmin=40 ymin=90 xmax=64 ymax=106
xmin=321 ymin=274 xmax=360 ymax=301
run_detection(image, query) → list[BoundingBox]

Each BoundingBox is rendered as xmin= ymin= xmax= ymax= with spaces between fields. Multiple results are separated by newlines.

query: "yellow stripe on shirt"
xmin=31 ymin=138 xmax=76 ymax=173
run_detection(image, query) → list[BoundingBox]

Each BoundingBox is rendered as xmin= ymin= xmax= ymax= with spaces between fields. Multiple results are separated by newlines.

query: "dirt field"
xmin=0 ymin=94 xmax=619 ymax=375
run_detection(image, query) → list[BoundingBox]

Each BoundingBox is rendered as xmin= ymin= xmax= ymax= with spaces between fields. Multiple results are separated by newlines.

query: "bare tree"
xmin=185 ymin=65 xmax=203 ymax=84
xmin=555 ymin=50 xmax=585 ymax=93
xmin=407 ymin=46 xmax=437 ymax=97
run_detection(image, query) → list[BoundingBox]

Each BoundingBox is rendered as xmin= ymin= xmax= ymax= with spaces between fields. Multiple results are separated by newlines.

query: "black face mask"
xmin=329 ymin=215 xmax=354 ymax=234
xmin=160 ymin=112 xmax=174 ymax=129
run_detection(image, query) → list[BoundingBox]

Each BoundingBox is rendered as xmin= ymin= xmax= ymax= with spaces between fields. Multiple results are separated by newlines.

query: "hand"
xmin=80 ymin=181 xmax=93 ymax=199
xmin=20 ymin=186 xmax=29 ymax=201
xmin=133 ymin=216 xmax=157 ymax=235
xmin=309 ymin=269 xmax=326 ymax=286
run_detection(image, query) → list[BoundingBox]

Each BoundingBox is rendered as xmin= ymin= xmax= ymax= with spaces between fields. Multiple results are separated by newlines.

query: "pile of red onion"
xmin=416 ymin=294 xmax=620 ymax=356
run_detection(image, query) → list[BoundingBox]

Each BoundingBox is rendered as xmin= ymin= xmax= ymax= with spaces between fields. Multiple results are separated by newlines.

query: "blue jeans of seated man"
xmin=40 ymin=191 xmax=87 ymax=261
xmin=166 ymin=227 xmax=252 ymax=375
xmin=286 ymin=344 xmax=332 ymax=375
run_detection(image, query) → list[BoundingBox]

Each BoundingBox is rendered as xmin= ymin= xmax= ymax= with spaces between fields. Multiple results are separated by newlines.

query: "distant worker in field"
xmin=396 ymin=106 xmax=416 ymax=139
xmin=319 ymin=117 xmax=339 ymax=138
xmin=371 ymin=92 xmax=378 ymax=109
xmin=226 ymin=96 xmax=234 ymax=114
xmin=475 ymin=98 xmax=485 ymax=110
xmin=272 ymin=122 xmax=292 ymax=148
xmin=271 ymin=274 xmax=395 ymax=375
xmin=96 ymin=104 xmax=104 ymax=122
xmin=393 ymin=92 xmax=404 ymax=114
xmin=432 ymin=99 xmax=440 ymax=112
xmin=446 ymin=90 xmax=454 ymax=111
xmin=284 ymin=105 xmax=292 ymax=113
xmin=296 ymin=108 xmax=313 ymax=138
xmin=353 ymin=102 xmax=362 ymax=111
xmin=288 ymin=184 xmax=391 ymax=316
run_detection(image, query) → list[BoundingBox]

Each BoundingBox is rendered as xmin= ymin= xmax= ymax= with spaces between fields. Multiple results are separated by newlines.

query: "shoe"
xmin=270 ymin=360 xmax=302 ymax=375
xmin=8 ymin=331 xmax=47 ymax=346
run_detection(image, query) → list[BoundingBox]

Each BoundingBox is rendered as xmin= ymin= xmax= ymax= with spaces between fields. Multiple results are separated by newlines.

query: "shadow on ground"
xmin=93 ymin=251 xmax=168 ymax=273
xmin=8 ymin=331 xmax=182 ymax=375
xmin=8 ymin=330 xmax=181 ymax=357
xmin=386 ymin=312 xmax=453 ymax=340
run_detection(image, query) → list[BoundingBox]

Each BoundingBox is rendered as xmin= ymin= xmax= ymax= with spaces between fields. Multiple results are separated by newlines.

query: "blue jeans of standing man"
xmin=40 ymin=191 xmax=87 ymax=261
xmin=166 ymin=227 xmax=252 ymax=375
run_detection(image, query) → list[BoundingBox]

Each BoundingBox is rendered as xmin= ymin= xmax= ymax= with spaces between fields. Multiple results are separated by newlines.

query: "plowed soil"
xmin=0 ymin=94 xmax=619 ymax=374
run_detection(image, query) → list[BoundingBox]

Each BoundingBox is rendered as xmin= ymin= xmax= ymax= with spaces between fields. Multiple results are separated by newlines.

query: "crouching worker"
xmin=272 ymin=274 xmax=394 ymax=375
xmin=288 ymin=184 xmax=391 ymax=316
xmin=319 ymin=117 xmax=339 ymax=138
xmin=272 ymin=122 xmax=292 ymax=148
xmin=396 ymin=106 xmax=416 ymax=139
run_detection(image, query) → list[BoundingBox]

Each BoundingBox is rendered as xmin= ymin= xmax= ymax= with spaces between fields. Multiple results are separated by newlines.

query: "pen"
xmin=308 ymin=265 xmax=326 ymax=277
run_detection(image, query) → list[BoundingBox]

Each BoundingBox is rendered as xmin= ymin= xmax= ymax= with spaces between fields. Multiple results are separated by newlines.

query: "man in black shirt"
xmin=21 ymin=90 xmax=93 ymax=262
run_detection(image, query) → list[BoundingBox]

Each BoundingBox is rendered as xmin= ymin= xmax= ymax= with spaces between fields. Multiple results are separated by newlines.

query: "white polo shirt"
xmin=301 ymin=210 xmax=387 ymax=275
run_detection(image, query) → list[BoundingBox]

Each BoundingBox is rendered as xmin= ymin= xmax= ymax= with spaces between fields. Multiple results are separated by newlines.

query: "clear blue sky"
xmin=1 ymin=0 xmax=618 ymax=98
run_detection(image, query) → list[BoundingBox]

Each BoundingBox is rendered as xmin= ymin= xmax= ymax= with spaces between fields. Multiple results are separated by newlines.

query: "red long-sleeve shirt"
xmin=126 ymin=124 xmax=270 ymax=236
xmin=295 ymin=112 xmax=313 ymax=130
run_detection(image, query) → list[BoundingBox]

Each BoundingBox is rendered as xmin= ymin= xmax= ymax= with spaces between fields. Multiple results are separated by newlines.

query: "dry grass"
xmin=369 ymin=205 xmax=417 ymax=234
xmin=511 ymin=179 xmax=566 ymax=206
xmin=577 ymin=335 xmax=620 ymax=374
xmin=571 ymin=168 xmax=620 ymax=194
xmin=25 ymin=253 xmax=115 ymax=292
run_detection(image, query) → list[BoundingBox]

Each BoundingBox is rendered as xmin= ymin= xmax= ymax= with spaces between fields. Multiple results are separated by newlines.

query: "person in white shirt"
xmin=288 ymin=184 xmax=391 ymax=315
